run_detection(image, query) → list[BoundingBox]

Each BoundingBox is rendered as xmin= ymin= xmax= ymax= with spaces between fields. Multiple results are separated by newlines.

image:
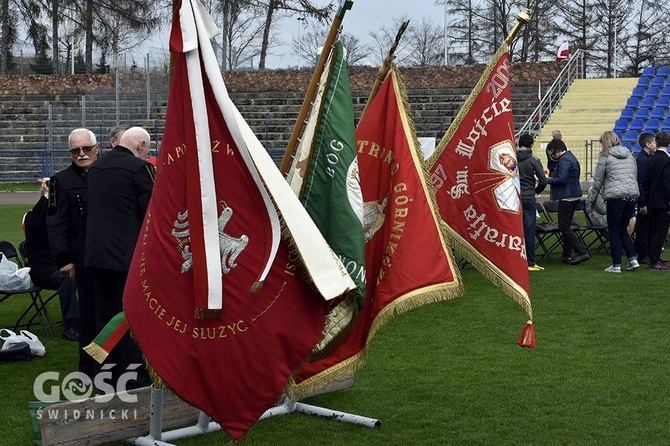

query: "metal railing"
xmin=516 ymin=49 xmax=585 ymax=137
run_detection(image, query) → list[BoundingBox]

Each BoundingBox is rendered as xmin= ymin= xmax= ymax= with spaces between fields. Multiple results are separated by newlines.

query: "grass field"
xmin=1 ymin=202 xmax=669 ymax=445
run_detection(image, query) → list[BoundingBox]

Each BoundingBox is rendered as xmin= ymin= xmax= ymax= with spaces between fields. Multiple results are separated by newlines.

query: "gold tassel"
xmin=194 ymin=308 xmax=222 ymax=319
xmin=250 ymin=281 xmax=263 ymax=293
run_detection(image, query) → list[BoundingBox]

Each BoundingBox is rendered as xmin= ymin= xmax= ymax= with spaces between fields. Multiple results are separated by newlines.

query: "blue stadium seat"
xmin=663 ymin=117 xmax=670 ymax=130
xmin=637 ymin=76 xmax=651 ymax=88
xmin=647 ymin=86 xmax=661 ymax=97
xmin=657 ymin=96 xmax=670 ymax=108
xmin=614 ymin=119 xmax=629 ymax=131
xmin=623 ymin=130 xmax=639 ymax=142
xmin=621 ymin=141 xmax=633 ymax=151
xmin=631 ymin=86 xmax=646 ymax=98
xmin=620 ymin=108 xmax=635 ymax=120
xmin=661 ymin=86 xmax=670 ymax=97
xmin=657 ymin=66 xmax=670 ymax=77
xmin=626 ymin=97 xmax=640 ymax=109
xmin=633 ymin=143 xmax=642 ymax=154
xmin=645 ymin=118 xmax=661 ymax=132
xmin=642 ymin=66 xmax=655 ymax=77
xmin=636 ymin=108 xmax=650 ymax=120
xmin=614 ymin=129 xmax=624 ymax=140
xmin=651 ymin=107 xmax=666 ymax=119
xmin=630 ymin=118 xmax=644 ymax=131
xmin=651 ymin=76 xmax=665 ymax=87
xmin=641 ymin=96 xmax=656 ymax=108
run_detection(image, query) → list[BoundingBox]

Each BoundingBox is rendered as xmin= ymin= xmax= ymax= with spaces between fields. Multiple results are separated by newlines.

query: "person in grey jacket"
xmin=547 ymin=139 xmax=590 ymax=265
xmin=587 ymin=131 xmax=640 ymax=273
xmin=517 ymin=134 xmax=548 ymax=271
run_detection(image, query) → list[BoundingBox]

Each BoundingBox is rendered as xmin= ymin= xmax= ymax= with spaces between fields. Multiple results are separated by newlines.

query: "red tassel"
xmin=517 ymin=320 xmax=536 ymax=348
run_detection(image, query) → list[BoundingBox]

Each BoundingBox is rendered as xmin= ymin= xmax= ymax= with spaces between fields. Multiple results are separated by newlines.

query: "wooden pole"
xmin=361 ymin=20 xmax=409 ymax=117
xmin=279 ymin=1 xmax=354 ymax=175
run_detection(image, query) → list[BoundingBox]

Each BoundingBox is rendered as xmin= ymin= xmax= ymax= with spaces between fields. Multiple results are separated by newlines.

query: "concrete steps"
xmin=536 ymin=78 xmax=637 ymax=178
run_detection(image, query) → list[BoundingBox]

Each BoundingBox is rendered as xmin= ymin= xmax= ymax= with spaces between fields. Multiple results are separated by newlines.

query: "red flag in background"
xmin=427 ymin=45 xmax=533 ymax=321
xmin=124 ymin=0 xmax=354 ymax=440
xmin=290 ymin=65 xmax=463 ymax=398
xmin=556 ymin=41 xmax=570 ymax=61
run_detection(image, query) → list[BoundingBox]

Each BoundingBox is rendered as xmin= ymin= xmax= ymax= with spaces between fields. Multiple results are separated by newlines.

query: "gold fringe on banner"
xmin=423 ymin=41 xmax=533 ymax=321
xmin=288 ymin=66 xmax=464 ymax=400
xmin=83 ymin=342 xmax=109 ymax=364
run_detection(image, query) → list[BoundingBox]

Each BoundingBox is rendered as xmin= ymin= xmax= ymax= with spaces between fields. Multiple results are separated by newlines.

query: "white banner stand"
xmin=128 ymin=387 xmax=380 ymax=445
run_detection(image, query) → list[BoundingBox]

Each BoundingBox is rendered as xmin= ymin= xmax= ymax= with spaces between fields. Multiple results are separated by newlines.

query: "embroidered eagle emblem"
xmin=171 ymin=202 xmax=249 ymax=274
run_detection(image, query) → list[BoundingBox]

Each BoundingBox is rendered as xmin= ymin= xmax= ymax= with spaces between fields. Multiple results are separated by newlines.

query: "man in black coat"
xmin=634 ymin=133 xmax=657 ymax=263
xmin=643 ymin=130 xmax=670 ymax=270
xmin=24 ymin=180 xmax=79 ymax=341
xmin=85 ymin=126 xmax=155 ymax=390
xmin=47 ymin=128 xmax=100 ymax=377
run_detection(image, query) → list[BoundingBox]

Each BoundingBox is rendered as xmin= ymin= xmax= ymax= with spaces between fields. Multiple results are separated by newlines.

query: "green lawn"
xmin=1 ymin=203 xmax=669 ymax=445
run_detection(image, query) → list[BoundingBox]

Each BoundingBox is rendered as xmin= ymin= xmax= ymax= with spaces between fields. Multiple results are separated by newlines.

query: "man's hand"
xmin=60 ymin=263 xmax=75 ymax=279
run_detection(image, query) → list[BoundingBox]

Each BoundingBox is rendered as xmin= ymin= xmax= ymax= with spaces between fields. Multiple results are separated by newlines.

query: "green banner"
xmin=301 ymin=41 xmax=366 ymax=307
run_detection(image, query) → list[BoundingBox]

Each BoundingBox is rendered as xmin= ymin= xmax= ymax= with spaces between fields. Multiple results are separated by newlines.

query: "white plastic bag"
xmin=0 ymin=253 xmax=31 ymax=291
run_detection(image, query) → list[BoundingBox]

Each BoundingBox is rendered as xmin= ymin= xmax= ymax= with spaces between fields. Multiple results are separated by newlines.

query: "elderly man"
xmin=108 ymin=125 xmax=127 ymax=149
xmin=47 ymin=128 xmax=100 ymax=378
xmin=85 ymin=126 xmax=155 ymax=390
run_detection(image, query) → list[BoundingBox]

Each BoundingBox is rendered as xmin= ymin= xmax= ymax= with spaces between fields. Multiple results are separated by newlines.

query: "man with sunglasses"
xmin=47 ymin=128 xmax=100 ymax=379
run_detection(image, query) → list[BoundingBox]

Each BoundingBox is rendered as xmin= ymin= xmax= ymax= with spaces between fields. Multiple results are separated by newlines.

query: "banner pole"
xmin=279 ymin=0 xmax=354 ymax=175
xmin=361 ymin=20 xmax=409 ymax=117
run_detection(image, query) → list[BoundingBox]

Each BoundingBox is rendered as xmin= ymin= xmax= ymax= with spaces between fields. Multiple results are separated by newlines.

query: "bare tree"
xmin=406 ymin=17 xmax=443 ymax=66
xmin=257 ymin=0 xmax=333 ymax=70
xmin=590 ymin=0 xmax=633 ymax=77
xmin=558 ymin=0 xmax=599 ymax=76
xmin=0 ymin=0 xmax=11 ymax=73
xmin=368 ymin=16 xmax=414 ymax=66
xmin=444 ymin=0 xmax=486 ymax=65
xmin=515 ymin=0 xmax=560 ymax=62
xmin=290 ymin=22 xmax=369 ymax=68
xmin=619 ymin=0 xmax=668 ymax=76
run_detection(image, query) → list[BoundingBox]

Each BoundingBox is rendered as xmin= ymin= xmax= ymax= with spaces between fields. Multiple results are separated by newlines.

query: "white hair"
xmin=68 ymin=128 xmax=97 ymax=146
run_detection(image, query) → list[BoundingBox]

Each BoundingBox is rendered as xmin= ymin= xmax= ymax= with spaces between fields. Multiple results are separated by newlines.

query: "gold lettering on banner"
xmin=211 ymin=140 xmax=220 ymax=153
xmin=140 ymin=268 xmax=254 ymax=339
xmin=462 ymin=204 xmax=526 ymax=259
xmin=377 ymin=182 xmax=411 ymax=285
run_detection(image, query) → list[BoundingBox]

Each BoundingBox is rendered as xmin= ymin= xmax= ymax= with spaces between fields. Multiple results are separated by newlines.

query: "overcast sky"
xmin=140 ymin=1 xmax=445 ymax=69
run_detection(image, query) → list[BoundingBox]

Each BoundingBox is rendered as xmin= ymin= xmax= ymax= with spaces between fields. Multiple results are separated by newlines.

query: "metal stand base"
xmin=128 ymin=388 xmax=380 ymax=445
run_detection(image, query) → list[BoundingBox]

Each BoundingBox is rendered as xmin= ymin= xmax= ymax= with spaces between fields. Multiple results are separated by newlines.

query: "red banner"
xmin=290 ymin=66 xmax=463 ymax=397
xmin=123 ymin=1 xmax=329 ymax=439
xmin=427 ymin=47 xmax=532 ymax=317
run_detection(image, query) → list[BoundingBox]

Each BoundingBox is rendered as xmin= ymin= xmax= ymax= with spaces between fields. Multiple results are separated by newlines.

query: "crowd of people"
xmin=22 ymin=125 xmax=155 ymax=390
xmin=13 ymin=123 xmax=670 ymax=392
xmin=518 ymin=129 xmax=670 ymax=273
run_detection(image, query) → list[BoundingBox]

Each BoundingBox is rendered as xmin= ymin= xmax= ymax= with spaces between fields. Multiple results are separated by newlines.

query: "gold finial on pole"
xmin=505 ymin=9 xmax=531 ymax=46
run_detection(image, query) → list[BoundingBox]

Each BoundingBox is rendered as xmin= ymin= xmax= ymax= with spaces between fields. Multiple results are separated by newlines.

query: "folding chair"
xmin=0 ymin=241 xmax=57 ymax=336
xmin=534 ymin=201 xmax=562 ymax=263
xmin=581 ymin=208 xmax=610 ymax=256
xmin=543 ymin=200 xmax=587 ymax=250
xmin=17 ymin=241 xmax=61 ymax=324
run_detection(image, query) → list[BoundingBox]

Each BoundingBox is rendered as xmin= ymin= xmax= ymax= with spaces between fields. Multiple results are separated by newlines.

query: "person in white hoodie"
xmin=587 ymin=131 xmax=640 ymax=273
